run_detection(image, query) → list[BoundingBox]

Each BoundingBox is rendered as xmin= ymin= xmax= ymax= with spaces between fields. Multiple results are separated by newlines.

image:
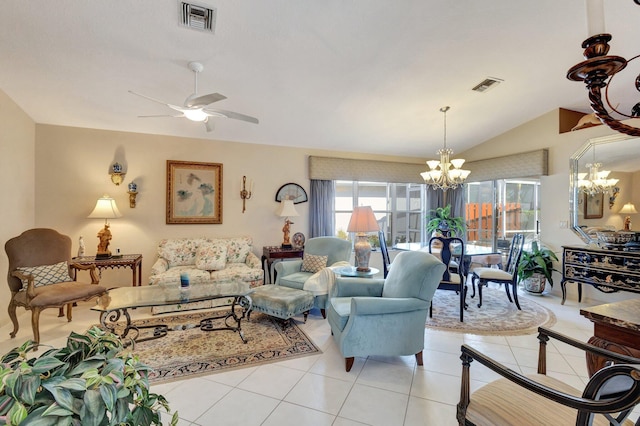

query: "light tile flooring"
xmin=1 ymin=287 xmax=638 ymax=425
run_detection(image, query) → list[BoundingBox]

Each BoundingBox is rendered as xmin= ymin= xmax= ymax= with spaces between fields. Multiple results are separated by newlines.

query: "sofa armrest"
xmin=245 ymin=251 xmax=261 ymax=269
xmin=333 ymin=278 xmax=385 ymax=298
xmin=150 ymin=258 xmax=169 ymax=277
xmin=351 ymin=297 xmax=428 ymax=316
xmin=274 ymin=260 xmax=303 ymax=281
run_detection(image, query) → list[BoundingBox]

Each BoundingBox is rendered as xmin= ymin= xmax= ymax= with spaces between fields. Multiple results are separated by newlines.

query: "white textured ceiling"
xmin=1 ymin=1 xmax=639 ymax=158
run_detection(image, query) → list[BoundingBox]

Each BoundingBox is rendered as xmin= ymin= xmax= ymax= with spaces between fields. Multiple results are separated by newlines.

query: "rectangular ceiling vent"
xmin=179 ymin=2 xmax=216 ymax=34
xmin=472 ymin=77 xmax=504 ymax=93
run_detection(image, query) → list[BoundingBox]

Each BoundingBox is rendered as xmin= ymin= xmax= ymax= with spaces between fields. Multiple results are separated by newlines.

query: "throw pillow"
xmin=301 ymin=254 xmax=328 ymax=273
xmin=195 ymin=241 xmax=227 ymax=271
xmin=16 ymin=261 xmax=70 ymax=289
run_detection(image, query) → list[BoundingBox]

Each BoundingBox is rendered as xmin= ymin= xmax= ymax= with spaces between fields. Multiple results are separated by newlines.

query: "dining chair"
xmin=470 ymin=233 xmax=524 ymax=309
xmin=378 ymin=230 xmax=391 ymax=278
xmin=458 ymin=326 xmax=640 ymax=425
xmin=428 ymin=235 xmax=467 ymax=322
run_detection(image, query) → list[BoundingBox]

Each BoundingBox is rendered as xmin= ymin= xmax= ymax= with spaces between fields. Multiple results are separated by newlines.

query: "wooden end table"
xmin=261 ymin=246 xmax=304 ymax=284
xmin=72 ymin=254 xmax=143 ymax=286
xmin=580 ymin=298 xmax=640 ymax=376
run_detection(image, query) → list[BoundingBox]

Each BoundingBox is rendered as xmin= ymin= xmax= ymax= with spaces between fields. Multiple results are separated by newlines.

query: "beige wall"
xmin=32 ymin=124 xmax=421 ymax=293
xmin=463 ymin=110 xmax=640 ymax=303
xmin=0 ymin=89 xmax=36 ymax=328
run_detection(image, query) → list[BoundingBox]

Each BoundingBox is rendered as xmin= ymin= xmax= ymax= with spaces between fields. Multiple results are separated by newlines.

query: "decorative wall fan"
xmin=129 ymin=61 xmax=258 ymax=132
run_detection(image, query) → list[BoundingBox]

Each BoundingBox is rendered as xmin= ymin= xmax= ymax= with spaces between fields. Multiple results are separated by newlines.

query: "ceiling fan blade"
xmin=185 ymin=93 xmax=227 ymax=108
xmin=138 ymin=114 xmax=184 ymax=118
xmin=129 ymin=90 xmax=186 ymax=111
xmin=204 ymin=118 xmax=214 ymax=132
xmin=204 ymin=108 xmax=259 ymax=124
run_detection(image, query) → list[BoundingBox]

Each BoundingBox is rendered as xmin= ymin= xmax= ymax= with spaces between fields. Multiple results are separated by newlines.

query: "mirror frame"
xmin=569 ymin=134 xmax=634 ymax=243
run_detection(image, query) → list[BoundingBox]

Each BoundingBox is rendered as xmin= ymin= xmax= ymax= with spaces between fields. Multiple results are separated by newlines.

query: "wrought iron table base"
xmin=99 ymin=294 xmax=253 ymax=346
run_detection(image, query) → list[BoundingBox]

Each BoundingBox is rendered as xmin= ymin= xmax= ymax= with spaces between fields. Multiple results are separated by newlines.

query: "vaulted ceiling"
xmin=1 ymin=1 xmax=639 ymax=157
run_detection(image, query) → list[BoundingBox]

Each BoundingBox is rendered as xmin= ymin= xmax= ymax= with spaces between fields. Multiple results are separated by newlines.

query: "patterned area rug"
xmin=426 ymin=285 xmax=556 ymax=335
xmin=105 ymin=310 xmax=320 ymax=383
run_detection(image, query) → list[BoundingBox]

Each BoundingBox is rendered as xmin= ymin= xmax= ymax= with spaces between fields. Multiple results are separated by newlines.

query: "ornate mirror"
xmin=570 ymin=134 xmax=640 ymax=243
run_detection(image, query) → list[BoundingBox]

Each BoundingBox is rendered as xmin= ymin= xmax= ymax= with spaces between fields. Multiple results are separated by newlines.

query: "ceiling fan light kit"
xmin=130 ymin=61 xmax=258 ymax=131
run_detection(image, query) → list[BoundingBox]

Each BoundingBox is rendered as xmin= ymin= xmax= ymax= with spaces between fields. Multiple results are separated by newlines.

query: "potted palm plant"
xmin=0 ymin=326 xmax=177 ymax=425
xmin=426 ymin=205 xmax=466 ymax=238
xmin=517 ymin=241 xmax=558 ymax=294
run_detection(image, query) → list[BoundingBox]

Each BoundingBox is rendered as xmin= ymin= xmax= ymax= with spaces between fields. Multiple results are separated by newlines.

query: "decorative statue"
xmin=282 ymin=219 xmax=293 ymax=247
xmin=96 ymin=225 xmax=113 ymax=257
xmin=77 ymin=236 xmax=85 ymax=257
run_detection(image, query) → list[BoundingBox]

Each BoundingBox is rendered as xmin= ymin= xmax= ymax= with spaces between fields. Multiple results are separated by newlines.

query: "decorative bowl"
xmin=596 ymin=231 xmax=635 ymax=244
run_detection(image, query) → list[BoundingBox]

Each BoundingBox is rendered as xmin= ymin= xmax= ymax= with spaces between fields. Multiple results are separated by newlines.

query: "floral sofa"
xmin=148 ymin=236 xmax=263 ymax=314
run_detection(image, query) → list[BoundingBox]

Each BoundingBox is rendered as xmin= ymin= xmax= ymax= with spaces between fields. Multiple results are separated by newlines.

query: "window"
xmin=465 ymin=179 xmax=541 ymax=251
xmin=334 ymin=181 xmax=426 ymax=247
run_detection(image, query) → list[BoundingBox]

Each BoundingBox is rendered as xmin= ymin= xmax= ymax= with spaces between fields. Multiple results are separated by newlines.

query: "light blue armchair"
xmin=274 ymin=236 xmax=352 ymax=318
xmin=327 ymin=250 xmax=446 ymax=372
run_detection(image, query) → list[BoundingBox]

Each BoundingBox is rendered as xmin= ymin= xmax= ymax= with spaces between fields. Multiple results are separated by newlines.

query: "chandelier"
xmin=566 ymin=0 xmax=640 ymax=137
xmin=420 ymin=106 xmax=470 ymax=190
xmin=577 ymin=146 xmax=619 ymax=196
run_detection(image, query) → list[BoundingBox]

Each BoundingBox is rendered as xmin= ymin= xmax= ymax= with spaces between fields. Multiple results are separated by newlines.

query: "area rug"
xmin=426 ymin=285 xmax=556 ymax=335
xmin=101 ymin=310 xmax=321 ymax=383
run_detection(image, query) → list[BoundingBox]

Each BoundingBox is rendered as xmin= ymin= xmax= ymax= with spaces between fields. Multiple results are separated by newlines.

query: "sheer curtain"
xmin=310 ymin=180 xmax=335 ymax=237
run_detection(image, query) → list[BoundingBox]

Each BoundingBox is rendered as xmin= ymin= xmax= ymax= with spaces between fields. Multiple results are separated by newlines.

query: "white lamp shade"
xmin=620 ymin=203 xmax=638 ymax=214
xmin=277 ymin=199 xmax=300 ymax=218
xmin=88 ymin=195 xmax=122 ymax=219
xmin=347 ymin=206 xmax=380 ymax=233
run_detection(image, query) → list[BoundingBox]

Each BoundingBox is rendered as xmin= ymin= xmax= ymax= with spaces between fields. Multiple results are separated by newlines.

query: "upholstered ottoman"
xmin=248 ymin=285 xmax=315 ymax=323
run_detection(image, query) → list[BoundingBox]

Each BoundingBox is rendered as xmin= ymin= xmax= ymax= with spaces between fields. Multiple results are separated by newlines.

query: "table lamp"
xmin=619 ymin=202 xmax=638 ymax=231
xmin=347 ymin=206 xmax=380 ymax=271
xmin=278 ymin=199 xmax=299 ymax=248
xmin=88 ymin=194 xmax=122 ymax=258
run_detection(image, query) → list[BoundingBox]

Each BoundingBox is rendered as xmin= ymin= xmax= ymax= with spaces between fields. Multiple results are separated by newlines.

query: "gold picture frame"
xmin=166 ymin=160 xmax=223 ymax=224
xmin=584 ymin=192 xmax=604 ymax=219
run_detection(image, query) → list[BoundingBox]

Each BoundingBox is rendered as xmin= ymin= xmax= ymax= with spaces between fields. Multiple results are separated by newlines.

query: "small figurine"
xmin=78 ymin=236 xmax=85 ymax=257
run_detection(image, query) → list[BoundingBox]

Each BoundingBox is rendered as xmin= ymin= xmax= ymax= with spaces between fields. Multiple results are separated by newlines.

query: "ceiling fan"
xmin=129 ymin=61 xmax=258 ymax=132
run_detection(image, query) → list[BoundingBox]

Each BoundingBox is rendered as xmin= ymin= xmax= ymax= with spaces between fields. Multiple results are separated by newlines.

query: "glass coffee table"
xmin=92 ymin=280 xmax=253 ymax=345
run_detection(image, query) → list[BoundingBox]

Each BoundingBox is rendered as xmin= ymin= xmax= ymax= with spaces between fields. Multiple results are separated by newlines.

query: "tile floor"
xmin=0 ymin=286 xmax=638 ymax=426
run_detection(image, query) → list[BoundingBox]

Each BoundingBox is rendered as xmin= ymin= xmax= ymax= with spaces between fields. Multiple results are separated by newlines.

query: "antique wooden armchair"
xmin=5 ymin=228 xmax=107 ymax=348
xmin=458 ymin=327 xmax=640 ymax=425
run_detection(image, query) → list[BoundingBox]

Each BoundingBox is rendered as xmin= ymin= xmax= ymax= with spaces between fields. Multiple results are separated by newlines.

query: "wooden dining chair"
xmin=378 ymin=230 xmax=391 ymax=278
xmin=428 ymin=236 xmax=467 ymax=322
xmin=470 ymin=233 xmax=524 ymax=309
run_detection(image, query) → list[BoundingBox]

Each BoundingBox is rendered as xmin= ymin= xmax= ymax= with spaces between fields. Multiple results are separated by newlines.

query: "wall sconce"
xmin=609 ymin=187 xmax=620 ymax=209
xmin=240 ymin=176 xmax=253 ymax=213
xmin=127 ymin=182 xmax=138 ymax=208
xmin=110 ymin=162 xmax=126 ymax=186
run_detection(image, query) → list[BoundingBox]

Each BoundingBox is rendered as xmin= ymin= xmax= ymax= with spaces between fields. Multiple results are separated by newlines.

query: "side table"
xmin=335 ymin=266 xmax=380 ymax=278
xmin=580 ymin=298 xmax=640 ymax=376
xmin=262 ymin=246 xmax=304 ymax=284
xmin=72 ymin=254 xmax=143 ymax=286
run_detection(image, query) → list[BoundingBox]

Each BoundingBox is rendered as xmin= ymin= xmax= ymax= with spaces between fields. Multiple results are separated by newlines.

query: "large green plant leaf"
xmin=82 ymin=388 xmax=106 ymax=426
xmin=31 ymin=356 xmax=65 ymax=374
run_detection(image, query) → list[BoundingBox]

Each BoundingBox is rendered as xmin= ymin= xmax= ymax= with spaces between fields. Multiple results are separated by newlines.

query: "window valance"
xmin=309 ymin=149 xmax=548 ymax=184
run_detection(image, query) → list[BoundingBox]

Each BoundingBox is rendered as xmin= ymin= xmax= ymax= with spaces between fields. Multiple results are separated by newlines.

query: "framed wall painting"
xmin=166 ymin=160 xmax=223 ymax=224
xmin=584 ymin=192 xmax=604 ymax=219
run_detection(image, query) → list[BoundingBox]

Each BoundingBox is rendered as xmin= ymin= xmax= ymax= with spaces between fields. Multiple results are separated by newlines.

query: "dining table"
xmin=393 ymin=242 xmax=502 ymax=276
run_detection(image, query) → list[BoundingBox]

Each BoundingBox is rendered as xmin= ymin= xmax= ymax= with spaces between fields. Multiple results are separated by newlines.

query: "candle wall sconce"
xmin=110 ymin=162 xmax=126 ymax=186
xmin=240 ymin=176 xmax=253 ymax=213
xmin=127 ymin=181 xmax=138 ymax=208
xmin=609 ymin=187 xmax=620 ymax=209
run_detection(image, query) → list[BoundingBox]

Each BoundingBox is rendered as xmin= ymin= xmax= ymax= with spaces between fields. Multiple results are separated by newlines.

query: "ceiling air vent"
xmin=179 ymin=2 xmax=216 ymax=33
xmin=472 ymin=77 xmax=504 ymax=93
